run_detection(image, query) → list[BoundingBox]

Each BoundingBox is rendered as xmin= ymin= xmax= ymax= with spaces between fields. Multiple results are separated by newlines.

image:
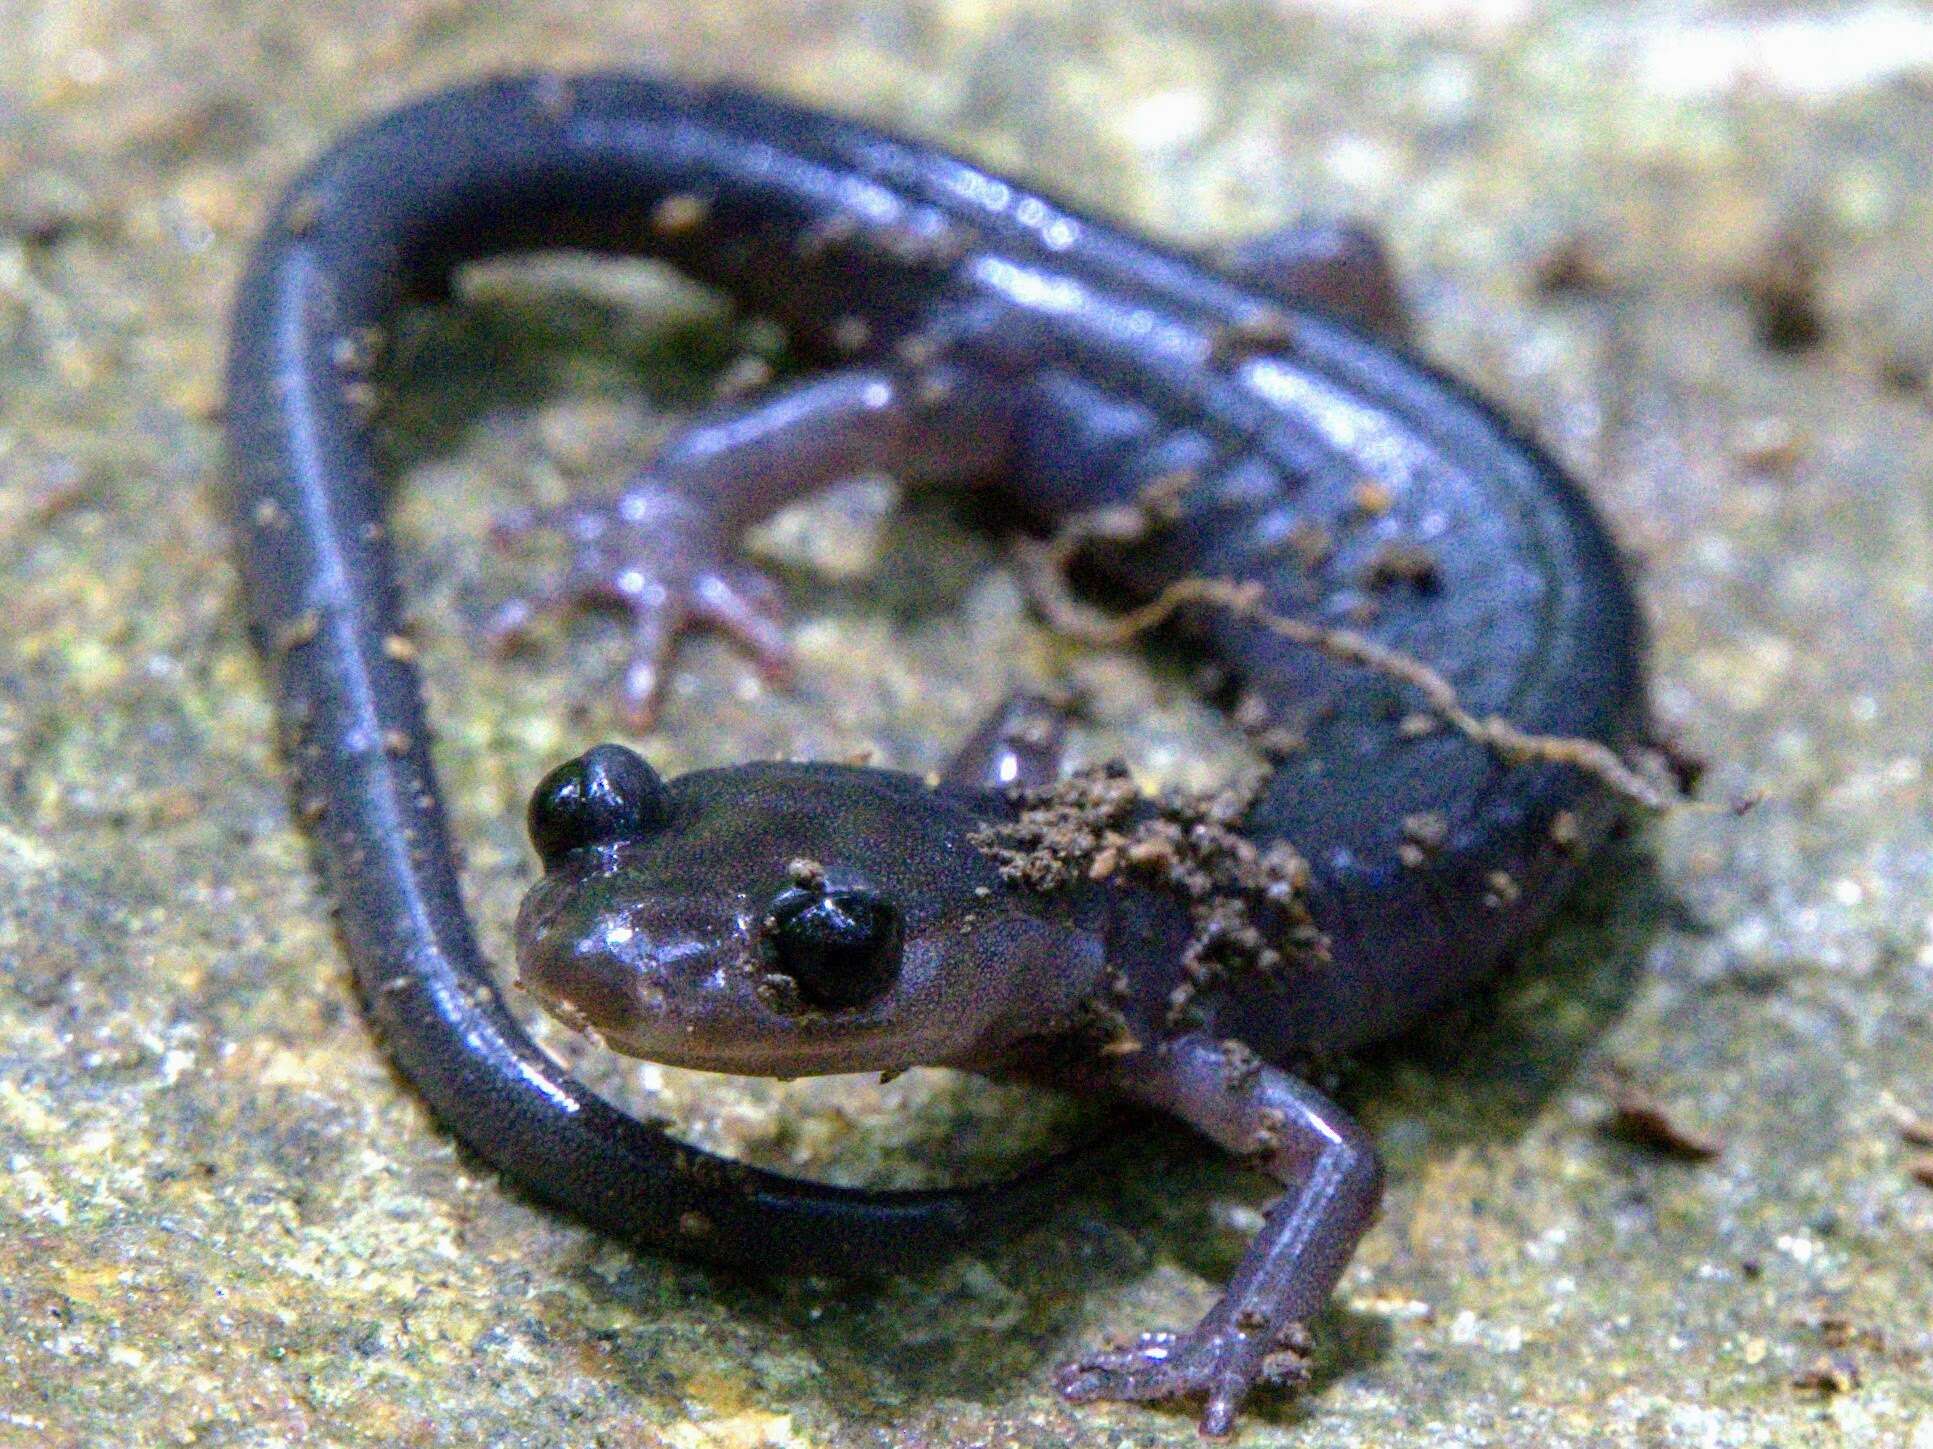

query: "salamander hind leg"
xmin=488 ymin=483 xmax=793 ymax=728
xmin=487 ymin=366 xmax=1015 ymax=727
xmin=1219 ymin=220 xmax=1410 ymax=341
xmin=488 ymin=483 xmax=793 ymax=730
xmin=1057 ymin=1032 xmax=1383 ymax=1435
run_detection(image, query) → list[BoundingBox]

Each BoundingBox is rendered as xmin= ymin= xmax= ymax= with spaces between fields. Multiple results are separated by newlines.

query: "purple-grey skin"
xmin=226 ymin=74 xmax=1646 ymax=1434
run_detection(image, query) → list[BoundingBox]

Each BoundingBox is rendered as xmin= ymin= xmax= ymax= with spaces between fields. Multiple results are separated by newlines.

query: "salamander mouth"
xmin=512 ymin=873 xmax=922 ymax=1073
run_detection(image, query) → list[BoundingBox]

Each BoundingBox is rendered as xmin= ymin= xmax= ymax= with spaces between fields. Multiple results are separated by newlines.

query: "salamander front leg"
xmin=941 ymin=691 xmax=1072 ymax=791
xmin=488 ymin=366 xmax=1014 ymax=727
xmin=1057 ymin=1032 xmax=1384 ymax=1436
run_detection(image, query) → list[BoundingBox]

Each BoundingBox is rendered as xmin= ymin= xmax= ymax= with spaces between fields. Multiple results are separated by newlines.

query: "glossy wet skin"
xmin=225 ymin=71 xmax=1646 ymax=1434
xmin=516 ymin=749 xmax=1106 ymax=1076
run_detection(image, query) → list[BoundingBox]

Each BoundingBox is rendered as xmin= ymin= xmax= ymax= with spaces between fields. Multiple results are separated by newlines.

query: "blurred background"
xmin=4 ymin=2 xmax=1932 ymax=1444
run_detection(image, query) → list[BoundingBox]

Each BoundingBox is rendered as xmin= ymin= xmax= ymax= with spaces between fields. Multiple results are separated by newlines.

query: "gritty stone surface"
xmin=4 ymin=2 xmax=1933 ymax=1445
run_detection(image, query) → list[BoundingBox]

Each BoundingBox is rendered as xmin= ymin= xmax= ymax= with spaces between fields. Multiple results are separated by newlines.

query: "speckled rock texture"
xmin=4 ymin=2 xmax=1933 ymax=1445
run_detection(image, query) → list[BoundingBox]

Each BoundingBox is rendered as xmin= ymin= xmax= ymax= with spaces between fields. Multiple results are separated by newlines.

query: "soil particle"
xmin=970 ymin=762 xmax=1324 ymax=1025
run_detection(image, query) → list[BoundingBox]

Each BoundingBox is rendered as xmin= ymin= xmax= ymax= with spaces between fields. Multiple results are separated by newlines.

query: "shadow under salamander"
xmin=376 ymin=257 xmax=784 ymax=479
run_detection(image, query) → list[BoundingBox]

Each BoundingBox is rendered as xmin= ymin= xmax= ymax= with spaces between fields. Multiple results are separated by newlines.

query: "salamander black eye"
xmin=527 ymin=743 xmax=669 ymax=868
xmin=763 ymin=886 xmax=902 ymax=1010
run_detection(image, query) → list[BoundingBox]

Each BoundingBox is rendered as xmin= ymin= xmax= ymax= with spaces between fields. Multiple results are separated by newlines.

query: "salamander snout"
xmin=513 ymin=755 xmax=1076 ymax=1074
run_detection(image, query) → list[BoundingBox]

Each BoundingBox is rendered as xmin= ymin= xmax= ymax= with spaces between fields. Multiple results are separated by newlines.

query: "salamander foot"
xmin=487 ymin=483 xmax=793 ymax=728
xmin=1058 ymin=1321 xmax=1312 ymax=1436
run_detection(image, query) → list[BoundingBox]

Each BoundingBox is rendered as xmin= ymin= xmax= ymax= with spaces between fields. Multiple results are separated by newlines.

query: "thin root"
xmin=1016 ymin=499 xmax=1683 ymax=813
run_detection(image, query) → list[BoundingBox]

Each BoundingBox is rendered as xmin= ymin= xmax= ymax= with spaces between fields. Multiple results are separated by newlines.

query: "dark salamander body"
xmin=227 ymin=73 xmax=1646 ymax=1434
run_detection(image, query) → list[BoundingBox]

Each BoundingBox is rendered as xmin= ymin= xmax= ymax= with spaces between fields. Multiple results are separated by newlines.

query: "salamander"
xmin=225 ymin=72 xmax=1647 ymax=1435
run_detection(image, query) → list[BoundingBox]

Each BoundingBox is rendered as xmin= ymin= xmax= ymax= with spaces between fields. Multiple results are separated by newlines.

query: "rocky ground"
xmin=4 ymin=2 xmax=1933 ymax=1444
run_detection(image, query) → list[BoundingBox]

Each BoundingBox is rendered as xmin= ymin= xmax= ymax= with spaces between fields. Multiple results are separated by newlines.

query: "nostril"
xmin=516 ymin=934 xmax=651 ymax=1042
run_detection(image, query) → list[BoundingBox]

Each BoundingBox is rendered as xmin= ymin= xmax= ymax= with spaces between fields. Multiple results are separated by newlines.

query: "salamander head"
xmin=512 ymin=745 xmax=1103 ymax=1075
